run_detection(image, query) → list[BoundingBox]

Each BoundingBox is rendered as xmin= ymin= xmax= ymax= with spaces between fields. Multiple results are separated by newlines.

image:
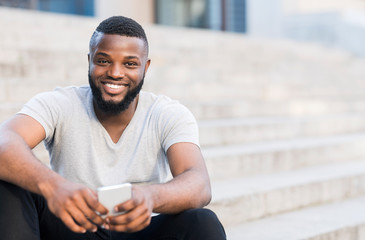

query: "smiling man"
xmin=0 ymin=16 xmax=226 ymax=240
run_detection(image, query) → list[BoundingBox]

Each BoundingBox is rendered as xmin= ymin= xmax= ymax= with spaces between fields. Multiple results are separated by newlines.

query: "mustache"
xmin=105 ymin=76 xmax=124 ymax=81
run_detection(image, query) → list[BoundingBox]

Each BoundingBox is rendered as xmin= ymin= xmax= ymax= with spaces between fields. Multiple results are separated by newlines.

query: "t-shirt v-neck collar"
xmin=88 ymin=91 xmax=143 ymax=147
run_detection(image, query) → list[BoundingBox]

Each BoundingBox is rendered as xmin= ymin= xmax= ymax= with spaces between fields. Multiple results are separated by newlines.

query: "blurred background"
xmin=1 ymin=0 xmax=365 ymax=56
xmin=1 ymin=0 xmax=365 ymax=239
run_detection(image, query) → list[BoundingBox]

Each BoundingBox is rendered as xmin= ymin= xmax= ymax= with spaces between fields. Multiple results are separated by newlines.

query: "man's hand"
xmin=40 ymin=179 xmax=108 ymax=233
xmin=101 ymin=143 xmax=211 ymax=233
xmin=104 ymin=185 xmax=154 ymax=232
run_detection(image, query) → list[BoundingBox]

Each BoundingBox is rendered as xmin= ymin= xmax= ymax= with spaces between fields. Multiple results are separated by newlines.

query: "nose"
xmin=107 ymin=63 xmax=125 ymax=80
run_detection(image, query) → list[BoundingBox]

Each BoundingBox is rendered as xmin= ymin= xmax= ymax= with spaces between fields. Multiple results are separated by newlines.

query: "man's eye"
xmin=97 ymin=60 xmax=109 ymax=64
xmin=125 ymin=62 xmax=137 ymax=66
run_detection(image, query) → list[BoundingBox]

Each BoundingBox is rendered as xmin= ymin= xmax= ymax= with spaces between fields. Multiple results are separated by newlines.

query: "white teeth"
xmin=105 ymin=83 xmax=123 ymax=89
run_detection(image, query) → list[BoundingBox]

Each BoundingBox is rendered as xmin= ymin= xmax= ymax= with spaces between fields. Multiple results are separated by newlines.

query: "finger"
xmin=114 ymin=198 xmax=140 ymax=214
xmin=107 ymin=201 xmax=144 ymax=225
xmin=76 ymin=198 xmax=105 ymax=227
xmin=107 ymin=210 xmax=151 ymax=232
xmin=76 ymin=190 xmax=106 ymax=226
xmin=59 ymin=212 xmax=87 ymax=234
xmin=127 ymin=214 xmax=151 ymax=232
xmin=67 ymin=205 xmax=98 ymax=232
xmin=84 ymin=189 xmax=109 ymax=215
xmin=107 ymin=201 xmax=149 ymax=225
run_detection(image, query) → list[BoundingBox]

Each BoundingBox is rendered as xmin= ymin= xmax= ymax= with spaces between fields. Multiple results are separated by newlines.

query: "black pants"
xmin=0 ymin=180 xmax=226 ymax=240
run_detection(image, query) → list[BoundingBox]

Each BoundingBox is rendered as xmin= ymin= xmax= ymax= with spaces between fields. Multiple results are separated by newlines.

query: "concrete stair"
xmin=227 ymin=195 xmax=365 ymax=240
xmin=204 ymin=132 xmax=365 ymax=180
xmin=208 ymin=160 xmax=365 ymax=226
xmin=199 ymin=113 xmax=365 ymax=146
xmin=2 ymin=7 xmax=365 ymax=239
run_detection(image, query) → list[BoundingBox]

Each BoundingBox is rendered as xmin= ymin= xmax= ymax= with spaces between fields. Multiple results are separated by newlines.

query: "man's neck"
xmin=93 ymin=96 xmax=139 ymax=143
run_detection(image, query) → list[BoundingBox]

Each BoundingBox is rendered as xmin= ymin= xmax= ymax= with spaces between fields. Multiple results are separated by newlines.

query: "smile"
xmin=105 ymin=83 xmax=125 ymax=89
xmin=102 ymin=82 xmax=129 ymax=95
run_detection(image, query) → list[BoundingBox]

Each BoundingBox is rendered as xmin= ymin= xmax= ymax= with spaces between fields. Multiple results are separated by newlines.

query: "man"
xmin=0 ymin=16 xmax=226 ymax=239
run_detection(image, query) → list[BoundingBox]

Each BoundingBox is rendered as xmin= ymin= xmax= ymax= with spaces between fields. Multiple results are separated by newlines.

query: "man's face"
xmin=88 ymin=34 xmax=150 ymax=115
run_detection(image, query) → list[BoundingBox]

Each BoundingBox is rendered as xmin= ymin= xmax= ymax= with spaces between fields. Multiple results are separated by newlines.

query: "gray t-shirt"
xmin=19 ymin=86 xmax=200 ymax=189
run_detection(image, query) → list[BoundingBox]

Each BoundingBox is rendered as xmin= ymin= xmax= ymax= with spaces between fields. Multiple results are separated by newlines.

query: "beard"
xmin=88 ymin=73 xmax=144 ymax=115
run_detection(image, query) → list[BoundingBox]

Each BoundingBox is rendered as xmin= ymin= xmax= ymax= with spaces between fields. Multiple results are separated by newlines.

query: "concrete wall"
xmin=282 ymin=0 xmax=365 ymax=14
xmin=246 ymin=0 xmax=365 ymax=57
xmin=246 ymin=0 xmax=283 ymax=38
xmin=94 ymin=0 xmax=155 ymax=24
xmin=283 ymin=9 xmax=365 ymax=57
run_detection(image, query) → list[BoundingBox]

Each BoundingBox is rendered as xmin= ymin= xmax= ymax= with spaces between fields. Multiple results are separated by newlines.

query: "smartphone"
xmin=97 ymin=183 xmax=132 ymax=216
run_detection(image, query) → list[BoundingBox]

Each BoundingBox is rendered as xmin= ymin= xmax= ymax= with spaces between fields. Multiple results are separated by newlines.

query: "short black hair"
xmin=89 ymin=16 xmax=149 ymax=54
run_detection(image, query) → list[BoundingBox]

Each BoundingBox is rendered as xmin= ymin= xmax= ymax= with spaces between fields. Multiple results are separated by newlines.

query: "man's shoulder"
xmin=53 ymin=85 xmax=90 ymax=96
xmin=25 ymin=85 xmax=91 ymax=111
xmin=140 ymin=91 xmax=179 ymax=106
xmin=37 ymin=85 xmax=90 ymax=101
xmin=140 ymin=91 xmax=186 ymax=112
xmin=140 ymin=91 xmax=194 ymax=119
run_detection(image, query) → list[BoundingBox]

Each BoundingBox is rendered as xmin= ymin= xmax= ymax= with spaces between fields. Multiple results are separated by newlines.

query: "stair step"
xmin=203 ymin=132 xmax=365 ymax=180
xmin=186 ymin=99 xmax=365 ymax=119
xmin=0 ymin=7 xmax=95 ymax=50
xmin=0 ymin=48 xmax=87 ymax=83
xmin=226 ymin=195 xmax=365 ymax=240
xmin=1 ymin=49 xmax=365 ymax=102
xmin=209 ymin=160 xmax=365 ymax=228
xmin=199 ymin=113 xmax=365 ymax=146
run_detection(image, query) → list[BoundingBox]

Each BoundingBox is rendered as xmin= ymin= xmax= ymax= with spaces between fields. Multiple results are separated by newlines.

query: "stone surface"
xmin=204 ymin=132 xmax=365 ymax=180
xmin=209 ymin=160 xmax=365 ymax=227
xmin=226 ymin=196 xmax=365 ymax=240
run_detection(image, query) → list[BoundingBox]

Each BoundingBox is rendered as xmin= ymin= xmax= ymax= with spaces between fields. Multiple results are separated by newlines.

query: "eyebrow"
xmin=125 ymin=56 xmax=139 ymax=60
xmin=94 ymin=52 xmax=110 ymax=57
xmin=94 ymin=52 xmax=140 ymax=60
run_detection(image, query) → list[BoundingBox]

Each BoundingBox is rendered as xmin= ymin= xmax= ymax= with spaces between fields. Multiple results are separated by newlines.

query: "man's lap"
xmin=0 ymin=180 xmax=226 ymax=240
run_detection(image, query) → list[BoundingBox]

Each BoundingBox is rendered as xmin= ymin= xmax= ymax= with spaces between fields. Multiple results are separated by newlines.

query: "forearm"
xmin=0 ymin=130 xmax=62 ymax=195
xmin=141 ymin=168 xmax=211 ymax=214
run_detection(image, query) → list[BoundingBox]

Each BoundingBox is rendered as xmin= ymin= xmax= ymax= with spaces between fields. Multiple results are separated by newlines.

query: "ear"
xmin=144 ymin=59 xmax=151 ymax=74
xmin=88 ymin=53 xmax=90 ymax=63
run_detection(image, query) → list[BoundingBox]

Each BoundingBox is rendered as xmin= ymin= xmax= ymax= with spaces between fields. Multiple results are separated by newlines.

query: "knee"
xmin=181 ymin=208 xmax=226 ymax=239
xmin=183 ymin=208 xmax=220 ymax=223
xmin=0 ymin=180 xmax=23 ymax=199
xmin=0 ymin=180 xmax=34 ymax=209
xmin=0 ymin=180 xmax=28 ymax=200
xmin=0 ymin=180 xmax=40 ymax=240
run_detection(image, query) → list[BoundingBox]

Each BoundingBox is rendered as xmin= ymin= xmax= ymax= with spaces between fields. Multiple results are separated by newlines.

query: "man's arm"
xmin=0 ymin=114 xmax=107 ymax=233
xmin=152 ymin=142 xmax=211 ymax=212
xmin=0 ymin=114 xmax=50 ymax=191
xmin=105 ymin=142 xmax=211 ymax=232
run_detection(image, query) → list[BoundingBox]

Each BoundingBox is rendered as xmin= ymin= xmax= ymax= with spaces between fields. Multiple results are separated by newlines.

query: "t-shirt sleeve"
xmin=158 ymin=101 xmax=200 ymax=152
xmin=17 ymin=90 xmax=65 ymax=143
